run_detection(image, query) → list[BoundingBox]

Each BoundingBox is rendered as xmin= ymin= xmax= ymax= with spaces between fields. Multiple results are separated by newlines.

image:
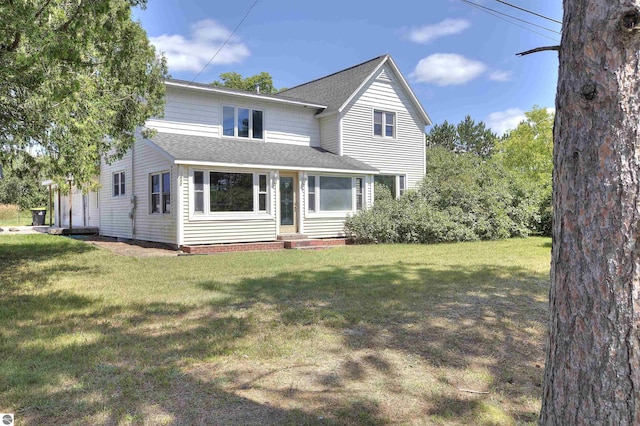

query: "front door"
xmin=279 ymin=173 xmax=297 ymax=234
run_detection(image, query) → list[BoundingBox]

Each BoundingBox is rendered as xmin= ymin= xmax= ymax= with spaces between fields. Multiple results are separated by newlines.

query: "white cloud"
xmin=489 ymin=70 xmax=512 ymax=82
xmin=150 ymin=19 xmax=250 ymax=73
xmin=411 ymin=53 xmax=487 ymax=86
xmin=408 ymin=19 xmax=471 ymax=43
xmin=485 ymin=108 xmax=526 ymax=136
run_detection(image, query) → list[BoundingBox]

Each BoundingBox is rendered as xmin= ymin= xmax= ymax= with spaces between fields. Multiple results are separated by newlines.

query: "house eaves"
xmin=165 ymin=79 xmax=327 ymax=110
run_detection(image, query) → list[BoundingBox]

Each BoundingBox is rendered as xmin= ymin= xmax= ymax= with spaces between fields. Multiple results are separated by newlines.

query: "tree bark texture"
xmin=540 ymin=1 xmax=640 ymax=424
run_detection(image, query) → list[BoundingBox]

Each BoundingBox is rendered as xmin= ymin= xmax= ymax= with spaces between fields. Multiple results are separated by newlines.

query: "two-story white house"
xmin=55 ymin=54 xmax=431 ymax=251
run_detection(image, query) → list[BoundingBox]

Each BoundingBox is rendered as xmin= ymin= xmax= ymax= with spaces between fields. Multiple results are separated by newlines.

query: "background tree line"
xmin=346 ymin=106 xmax=554 ymax=243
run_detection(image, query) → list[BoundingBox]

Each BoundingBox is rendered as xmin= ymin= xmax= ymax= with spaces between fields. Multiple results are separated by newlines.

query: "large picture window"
xmin=210 ymin=172 xmax=254 ymax=212
xmin=222 ymin=106 xmax=264 ymax=139
xmin=307 ymin=175 xmax=365 ymax=213
xmin=192 ymin=170 xmax=269 ymax=215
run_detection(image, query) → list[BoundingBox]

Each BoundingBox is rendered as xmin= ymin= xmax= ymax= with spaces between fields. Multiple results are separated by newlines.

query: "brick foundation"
xmin=180 ymin=238 xmax=348 ymax=254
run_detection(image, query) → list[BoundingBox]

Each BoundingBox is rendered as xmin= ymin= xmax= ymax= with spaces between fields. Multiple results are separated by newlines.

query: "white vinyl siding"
xmin=99 ymin=137 xmax=176 ymax=244
xmin=319 ymin=116 xmax=339 ymax=153
xmin=146 ymin=87 xmax=320 ymax=146
xmin=304 ymin=217 xmax=348 ymax=238
xmin=341 ymin=65 xmax=426 ymax=189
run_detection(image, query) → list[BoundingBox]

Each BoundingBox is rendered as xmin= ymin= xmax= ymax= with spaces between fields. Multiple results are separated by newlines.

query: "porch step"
xmin=283 ymin=238 xmax=347 ymax=249
xmin=277 ymin=234 xmax=308 ymax=240
xmin=48 ymin=226 xmax=99 ymax=236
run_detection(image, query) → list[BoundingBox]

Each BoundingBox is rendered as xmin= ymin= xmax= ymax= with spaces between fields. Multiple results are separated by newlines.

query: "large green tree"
xmin=0 ymin=0 xmax=167 ymax=187
xmin=496 ymin=106 xmax=554 ymax=235
xmin=210 ymin=71 xmax=279 ymax=94
xmin=425 ymin=115 xmax=497 ymax=158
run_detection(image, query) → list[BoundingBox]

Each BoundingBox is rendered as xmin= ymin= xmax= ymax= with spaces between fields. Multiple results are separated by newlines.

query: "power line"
xmin=495 ymin=0 xmax=562 ymax=25
xmin=462 ymin=0 xmax=560 ymax=34
xmin=461 ymin=0 xmax=560 ymax=42
xmin=186 ymin=0 xmax=259 ymax=86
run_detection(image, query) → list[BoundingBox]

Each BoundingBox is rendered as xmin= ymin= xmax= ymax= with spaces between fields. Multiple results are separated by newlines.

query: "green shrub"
xmin=345 ymin=148 xmax=541 ymax=244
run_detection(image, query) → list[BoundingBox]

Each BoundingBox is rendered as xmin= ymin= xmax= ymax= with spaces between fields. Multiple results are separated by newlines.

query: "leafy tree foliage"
xmin=426 ymin=116 xmax=497 ymax=158
xmin=0 ymin=153 xmax=47 ymax=209
xmin=496 ymin=106 xmax=554 ymax=235
xmin=0 ymin=0 xmax=168 ymax=187
xmin=210 ymin=71 xmax=279 ymax=94
xmin=346 ymin=147 xmax=540 ymax=243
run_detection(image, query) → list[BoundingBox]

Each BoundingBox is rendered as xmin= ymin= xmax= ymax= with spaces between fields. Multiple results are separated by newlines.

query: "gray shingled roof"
xmin=149 ymin=133 xmax=378 ymax=173
xmin=276 ymin=55 xmax=388 ymax=113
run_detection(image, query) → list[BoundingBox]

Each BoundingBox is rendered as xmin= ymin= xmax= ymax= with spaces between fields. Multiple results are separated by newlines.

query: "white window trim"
xmin=372 ymin=109 xmax=396 ymax=139
xmin=305 ymin=174 xmax=367 ymax=218
xmin=221 ymin=104 xmax=265 ymax=140
xmin=374 ymin=172 xmax=408 ymax=199
xmin=150 ymin=170 xmax=171 ymax=215
xmin=188 ymin=168 xmax=273 ymax=221
xmin=112 ymin=171 xmax=126 ymax=197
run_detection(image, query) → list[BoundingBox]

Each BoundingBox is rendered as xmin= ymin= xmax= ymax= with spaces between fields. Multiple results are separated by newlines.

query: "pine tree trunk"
xmin=540 ymin=1 xmax=640 ymax=424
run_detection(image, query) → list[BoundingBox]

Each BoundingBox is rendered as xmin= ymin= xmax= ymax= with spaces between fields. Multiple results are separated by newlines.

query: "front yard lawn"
xmin=0 ymin=234 xmax=550 ymax=425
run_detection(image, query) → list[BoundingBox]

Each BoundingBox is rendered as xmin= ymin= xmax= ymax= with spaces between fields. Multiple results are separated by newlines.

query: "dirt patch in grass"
xmin=0 ymin=235 xmax=550 ymax=425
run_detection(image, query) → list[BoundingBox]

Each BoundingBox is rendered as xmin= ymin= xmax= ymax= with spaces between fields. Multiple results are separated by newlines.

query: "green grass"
xmin=0 ymin=210 xmax=33 ymax=226
xmin=0 ymin=235 xmax=551 ymax=425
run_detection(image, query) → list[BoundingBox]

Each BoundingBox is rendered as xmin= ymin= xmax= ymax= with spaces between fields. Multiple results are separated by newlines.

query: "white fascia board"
xmin=336 ymin=55 xmax=432 ymax=126
xmin=337 ymin=56 xmax=388 ymax=115
xmin=384 ymin=57 xmax=432 ymax=126
xmin=165 ymin=81 xmax=327 ymax=109
xmin=174 ymin=160 xmax=379 ymax=175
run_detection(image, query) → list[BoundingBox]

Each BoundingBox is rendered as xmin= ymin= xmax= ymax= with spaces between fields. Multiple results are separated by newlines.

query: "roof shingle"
xmin=276 ymin=55 xmax=388 ymax=113
xmin=148 ymin=133 xmax=378 ymax=173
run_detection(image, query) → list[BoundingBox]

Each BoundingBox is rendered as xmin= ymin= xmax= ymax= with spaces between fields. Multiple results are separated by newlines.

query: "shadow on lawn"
xmin=0 ymin=235 xmax=98 ymax=293
xmin=0 ymin=292 xmax=343 ymax=425
xmin=200 ymin=261 xmax=548 ymax=424
xmin=1 ymin=238 xmax=547 ymax=425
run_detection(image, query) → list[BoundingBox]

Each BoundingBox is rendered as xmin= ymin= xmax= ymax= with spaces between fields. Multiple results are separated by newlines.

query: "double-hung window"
xmin=113 ymin=171 xmax=125 ymax=197
xmin=222 ymin=106 xmax=264 ymax=139
xmin=373 ymin=110 xmax=395 ymax=138
xmin=307 ymin=176 xmax=365 ymax=213
xmin=151 ymin=171 xmax=171 ymax=214
xmin=374 ymin=174 xmax=406 ymax=199
xmin=192 ymin=171 xmax=269 ymax=215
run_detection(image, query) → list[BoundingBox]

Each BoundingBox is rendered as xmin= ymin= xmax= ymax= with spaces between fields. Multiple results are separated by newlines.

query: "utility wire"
xmin=495 ymin=0 xmax=562 ymax=25
xmin=462 ymin=0 xmax=560 ymax=34
xmin=185 ymin=0 xmax=259 ymax=86
xmin=461 ymin=0 xmax=561 ymax=42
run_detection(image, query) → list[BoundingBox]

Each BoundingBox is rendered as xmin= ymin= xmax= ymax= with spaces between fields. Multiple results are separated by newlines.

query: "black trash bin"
xmin=30 ymin=209 xmax=46 ymax=226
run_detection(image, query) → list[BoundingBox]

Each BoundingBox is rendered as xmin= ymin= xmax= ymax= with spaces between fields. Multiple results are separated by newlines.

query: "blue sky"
xmin=133 ymin=0 xmax=562 ymax=135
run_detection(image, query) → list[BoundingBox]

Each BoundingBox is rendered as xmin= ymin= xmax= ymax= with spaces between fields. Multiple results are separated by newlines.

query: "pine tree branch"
xmin=516 ymin=45 xmax=560 ymax=56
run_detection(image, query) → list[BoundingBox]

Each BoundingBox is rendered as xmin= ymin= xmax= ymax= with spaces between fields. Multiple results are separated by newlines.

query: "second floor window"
xmin=113 ymin=171 xmax=125 ymax=197
xmin=373 ymin=110 xmax=395 ymax=138
xmin=223 ymin=106 xmax=264 ymax=139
